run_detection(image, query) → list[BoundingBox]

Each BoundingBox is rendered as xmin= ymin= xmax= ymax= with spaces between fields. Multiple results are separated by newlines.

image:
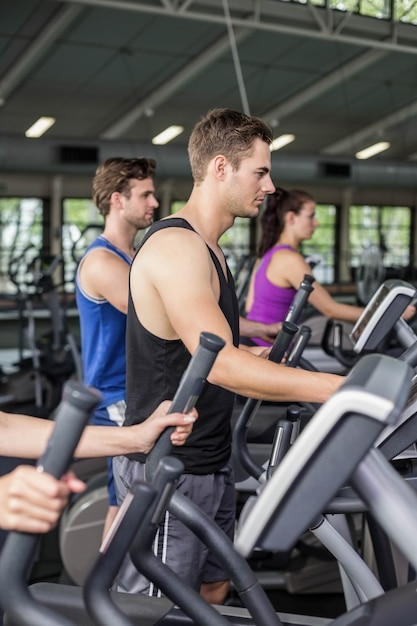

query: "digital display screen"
xmin=350 ymin=279 xmax=416 ymax=353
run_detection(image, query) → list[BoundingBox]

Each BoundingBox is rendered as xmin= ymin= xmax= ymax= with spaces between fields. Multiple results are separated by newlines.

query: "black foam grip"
xmin=285 ymin=274 xmax=315 ymax=324
xmin=286 ymin=325 xmax=312 ymax=368
xmin=0 ymin=381 xmax=101 ymax=626
xmin=232 ymin=321 xmax=299 ymax=481
xmin=38 ymin=382 xmax=102 ymax=478
xmin=269 ymin=320 xmax=298 ymax=364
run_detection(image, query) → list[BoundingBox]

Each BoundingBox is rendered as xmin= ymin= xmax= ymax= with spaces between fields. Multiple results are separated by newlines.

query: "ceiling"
xmin=2 ymin=0 xmax=417 ymax=187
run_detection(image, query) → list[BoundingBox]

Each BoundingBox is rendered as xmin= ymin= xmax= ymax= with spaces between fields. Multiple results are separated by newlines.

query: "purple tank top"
xmin=246 ymin=245 xmax=297 ymax=346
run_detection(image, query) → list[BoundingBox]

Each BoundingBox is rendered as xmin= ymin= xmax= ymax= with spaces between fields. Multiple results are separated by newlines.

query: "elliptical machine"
xmin=0 ymin=247 xmax=81 ymax=415
xmin=2 ymin=350 xmax=415 ymax=626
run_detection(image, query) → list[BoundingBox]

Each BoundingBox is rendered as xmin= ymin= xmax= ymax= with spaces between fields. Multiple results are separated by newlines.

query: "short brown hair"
xmin=92 ymin=157 xmax=157 ymax=216
xmin=188 ymin=108 xmax=273 ymax=184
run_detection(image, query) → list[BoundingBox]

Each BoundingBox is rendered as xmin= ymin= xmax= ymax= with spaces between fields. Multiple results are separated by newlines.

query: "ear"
xmin=110 ymin=190 xmax=123 ymax=209
xmin=212 ymin=154 xmax=227 ymax=180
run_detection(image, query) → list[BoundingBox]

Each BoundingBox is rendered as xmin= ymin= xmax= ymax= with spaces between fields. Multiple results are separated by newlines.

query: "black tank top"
xmin=124 ymin=218 xmax=239 ymax=474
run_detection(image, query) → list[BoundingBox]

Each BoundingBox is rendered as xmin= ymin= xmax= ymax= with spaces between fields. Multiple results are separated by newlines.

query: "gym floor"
xmin=27 ymin=535 xmax=347 ymax=621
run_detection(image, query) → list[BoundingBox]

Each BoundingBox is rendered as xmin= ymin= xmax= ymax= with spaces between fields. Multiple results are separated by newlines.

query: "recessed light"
xmin=152 ymin=125 xmax=184 ymax=145
xmin=25 ymin=117 xmax=56 ymax=138
xmin=355 ymin=142 xmax=390 ymax=160
xmin=270 ymin=134 xmax=295 ymax=152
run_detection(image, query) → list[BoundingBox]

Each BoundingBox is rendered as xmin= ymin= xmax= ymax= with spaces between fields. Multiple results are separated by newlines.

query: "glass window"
xmin=380 ymin=206 xmax=411 ymax=268
xmin=0 ymin=197 xmax=44 ymax=295
xmin=285 ymin=0 xmax=417 ymax=23
xmin=300 ymin=204 xmax=337 ymax=284
xmin=220 ymin=218 xmax=251 ymax=277
xmin=328 ymin=0 xmax=391 ymax=18
xmin=396 ymin=0 xmax=417 ymax=24
xmin=171 ymin=201 xmax=186 ymax=213
xmin=349 ymin=205 xmax=380 ymax=267
xmin=62 ymin=198 xmax=102 ymax=289
xmin=327 ymin=0 xmax=360 ymax=12
xmin=349 ymin=204 xmax=411 ymax=275
xmin=170 ymin=201 xmax=252 ymax=276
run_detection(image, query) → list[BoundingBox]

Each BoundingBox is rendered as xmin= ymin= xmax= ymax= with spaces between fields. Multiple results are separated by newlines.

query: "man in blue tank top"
xmin=113 ymin=109 xmax=344 ymax=603
xmin=75 ymin=157 xmax=160 ymax=537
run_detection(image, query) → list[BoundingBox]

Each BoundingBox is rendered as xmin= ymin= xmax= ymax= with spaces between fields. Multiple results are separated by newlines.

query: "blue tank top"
xmin=75 ymin=235 xmax=131 ymax=409
xmin=246 ymin=244 xmax=297 ymax=346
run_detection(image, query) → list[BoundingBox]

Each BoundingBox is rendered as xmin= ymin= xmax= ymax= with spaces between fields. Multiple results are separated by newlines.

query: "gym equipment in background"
xmin=0 ymin=248 xmax=81 ymax=414
xmin=12 ymin=352 xmax=414 ymax=626
xmin=356 ymin=244 xmax=385 ymax=306
xmin=321 ymin=278 xmax=417 ymax=370
xmin=0 ymin=380 xmax=101 ymax=626
xmin=350 ymin=278 xmax=417 ymax=354
xmin=233 ymin=278 xmax=417 ymax=603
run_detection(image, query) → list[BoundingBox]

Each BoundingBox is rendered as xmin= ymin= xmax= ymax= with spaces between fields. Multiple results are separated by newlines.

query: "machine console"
xmin=350 ymin=279 xmax=417 ymax=353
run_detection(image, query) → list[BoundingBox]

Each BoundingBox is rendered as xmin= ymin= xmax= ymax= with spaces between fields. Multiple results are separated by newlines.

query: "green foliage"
xmin=350 ymin=205 xmax=411 ymax=267
xmin=308 ymin=0 xmax=417 ymax=23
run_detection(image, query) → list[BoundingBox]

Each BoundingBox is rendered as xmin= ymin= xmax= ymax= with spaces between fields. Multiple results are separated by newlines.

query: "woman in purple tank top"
xmin=245 ymin=188 xmax=365 ymax=346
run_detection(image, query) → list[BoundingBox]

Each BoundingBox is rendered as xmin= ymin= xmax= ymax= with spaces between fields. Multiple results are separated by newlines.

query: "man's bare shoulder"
xmin=133 ymin=223 xmax=213 ymax=293
xmin=81 ymin=246 xmax=128 ymax=276
xmin=137 ymin=222 xmax=206 ymax=261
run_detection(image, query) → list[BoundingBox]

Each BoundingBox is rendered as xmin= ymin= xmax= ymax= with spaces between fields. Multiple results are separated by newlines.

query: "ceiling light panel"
xmin=25 ymin=117 xmax=56 ymax=138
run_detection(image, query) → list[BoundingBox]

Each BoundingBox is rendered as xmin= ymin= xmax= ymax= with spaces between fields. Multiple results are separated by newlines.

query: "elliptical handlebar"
xmin=83 ymin=457 xmax=184 ymax=626
xmin=398 ymin=339 xmax=417 ymax=369
xmin=0 ymin=381 xmax=101 ymax=626
xmin=233 ymin=275 xmax=316 ymax=484
xmin=268 ymin=320 xmax=299 ymax=364
xmin=233 ymin=320 xmax=299 ymax=482
xmin=285 ymin=273 xmax=315 ymax=325
xmin=145 ymin=331 xmax=225 ymax=481
xmin=36 ymin=382 xmax=101 ymax=477
xmin=332 ymin=322 xmax=358 ymax=369
xmin=286 ymin=325 xmax=312 ymax=368
xmin=321 ymin=319 xmax=358 ymax=370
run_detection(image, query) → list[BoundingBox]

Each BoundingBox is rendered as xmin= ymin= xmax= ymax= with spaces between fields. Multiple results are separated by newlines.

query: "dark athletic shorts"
xmin=113 ymin=455 xmax=235 ymax=596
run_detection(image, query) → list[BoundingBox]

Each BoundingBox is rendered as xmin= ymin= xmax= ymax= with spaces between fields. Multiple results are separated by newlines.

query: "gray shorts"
xmin=113 ymin=455 xmax=235 ymax=596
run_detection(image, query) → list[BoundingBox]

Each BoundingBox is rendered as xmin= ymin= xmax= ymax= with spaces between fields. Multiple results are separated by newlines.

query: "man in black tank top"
xmin=113 ymin=108 xmax=344 ymax=604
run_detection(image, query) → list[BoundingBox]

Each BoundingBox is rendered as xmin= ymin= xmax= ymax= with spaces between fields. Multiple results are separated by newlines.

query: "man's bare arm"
xmin=134 ymin=227 xmax=343 ymax=406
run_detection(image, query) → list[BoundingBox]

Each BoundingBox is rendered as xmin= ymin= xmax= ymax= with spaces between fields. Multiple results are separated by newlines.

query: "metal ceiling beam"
xmin=6 ymin=0 xmax=417 ymax=153
xmin=0 ymin=4 xmax=83 ymax=106
xmin=322 ymin=99 xmax=417 ymax=155
xmin=100 ymin=27 xmax=251 ymax=138
xmin=53 ymin=0 xmax=417 ymax=56
xmin=263 ymin=47 xmax=388 ymax=125
xmin=58 ymin=0 xmax=417 ymax=139
xmin=49 ymin=0 xmax=417 ymax=142
xmin=222 ymin=0 xmax=250 ymax=115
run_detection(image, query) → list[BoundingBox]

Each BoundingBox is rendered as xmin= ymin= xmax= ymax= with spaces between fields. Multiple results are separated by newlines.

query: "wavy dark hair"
xmin=257 ymin=188 xmax=314 ymax=257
